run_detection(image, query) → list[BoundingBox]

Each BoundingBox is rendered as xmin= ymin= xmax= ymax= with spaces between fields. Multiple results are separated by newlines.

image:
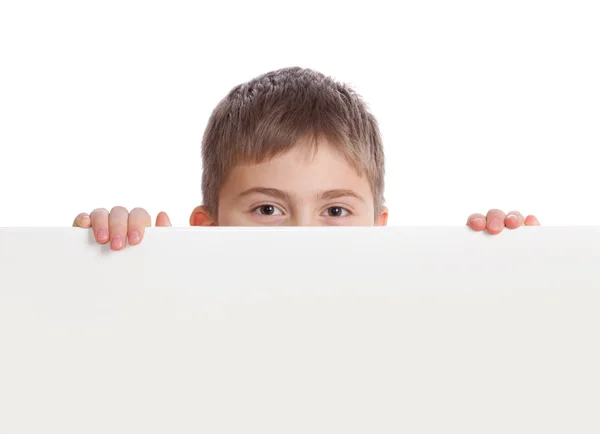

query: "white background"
xmin=1 ymin=0 xmax=598 ymax=227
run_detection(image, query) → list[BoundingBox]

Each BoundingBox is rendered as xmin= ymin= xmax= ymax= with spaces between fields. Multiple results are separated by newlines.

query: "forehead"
xmin=222 ymin=139 xmax=371 ymax=196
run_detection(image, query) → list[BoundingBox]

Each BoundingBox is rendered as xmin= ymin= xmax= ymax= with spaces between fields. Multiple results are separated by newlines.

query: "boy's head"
xmin=190 ymin=67 xmax=388 ymax=227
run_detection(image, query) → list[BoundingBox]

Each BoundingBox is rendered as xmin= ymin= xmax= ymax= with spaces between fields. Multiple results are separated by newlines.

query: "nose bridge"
xmin=288 ymin=203 xmax=320 ymax=226
xmin=290 ymin=215 xmax=317 ymax=227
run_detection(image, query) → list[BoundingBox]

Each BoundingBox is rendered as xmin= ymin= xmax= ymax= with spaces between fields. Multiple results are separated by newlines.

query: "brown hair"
xmin=201 ymin=66 xmax=385 ymax=219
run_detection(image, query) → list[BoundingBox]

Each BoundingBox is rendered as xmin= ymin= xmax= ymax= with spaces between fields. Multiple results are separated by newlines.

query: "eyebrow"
xmin=238 ymin=187 xmax=364 ymax=203
xmin=319 ymin=189 xmax=365 ymax=202
xmin=238 ymin=187 xmax=292 ymax=202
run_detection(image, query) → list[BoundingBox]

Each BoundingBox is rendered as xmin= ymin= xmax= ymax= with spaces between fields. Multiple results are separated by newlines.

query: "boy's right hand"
xmin=73 ymin=207 xmax=171 ymax=250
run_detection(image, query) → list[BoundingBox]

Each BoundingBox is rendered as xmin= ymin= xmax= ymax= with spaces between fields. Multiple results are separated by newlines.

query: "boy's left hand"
xmin=467 ymin=209 xmax=540 ymax=235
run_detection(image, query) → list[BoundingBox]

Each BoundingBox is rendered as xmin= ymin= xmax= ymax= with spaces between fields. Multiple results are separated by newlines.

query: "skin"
xmin=73 ymin=140 xmax=540 ymax=251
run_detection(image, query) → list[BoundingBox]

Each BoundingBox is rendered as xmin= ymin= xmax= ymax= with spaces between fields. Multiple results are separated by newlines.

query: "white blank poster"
xmin=1 ymin=227 xmax=599 ymax=433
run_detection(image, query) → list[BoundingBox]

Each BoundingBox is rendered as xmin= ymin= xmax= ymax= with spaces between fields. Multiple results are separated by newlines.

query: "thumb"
xmin=155 ymin=211 xmax=172 ymax=227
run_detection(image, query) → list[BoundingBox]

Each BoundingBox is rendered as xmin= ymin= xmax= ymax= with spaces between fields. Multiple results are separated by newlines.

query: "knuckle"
xmin=110 ymin=223 xmax=128 ymax=234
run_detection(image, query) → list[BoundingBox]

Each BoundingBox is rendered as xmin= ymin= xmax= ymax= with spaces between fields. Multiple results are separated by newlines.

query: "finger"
xmin=155 ymin=211 xmax=172 ymax=227
xmin=72 ymin=213 xmax=91 ymax=228
xmin=466 ymin=213 xmax=486 ymax=232
xmin=486 ymin=209 xmax=506 ymax=235
xmin=127 ymin=208 xmax=152 ymax=245
xmin=524 ymin=215 xmax=541 ymax=226
xmin=109 ymin=206 xmax=129 ymax=251
xmin=90 ymin=208 xmax=110 ymax=244
xmin=504 ymin=211 xmax=525 ymax=230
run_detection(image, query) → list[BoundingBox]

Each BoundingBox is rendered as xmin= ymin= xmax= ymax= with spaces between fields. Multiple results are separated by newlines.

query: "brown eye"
xmin=253 ymin=204 xmax=283 ymax=216
xmin=326 ymin=207 xmax=349 ymax=217
xmin=261 ymin=205 xmax=274 ymax=215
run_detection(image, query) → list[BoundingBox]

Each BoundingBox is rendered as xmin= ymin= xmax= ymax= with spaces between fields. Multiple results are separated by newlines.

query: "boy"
xmin=72 ymin=67 xmax=540 ymax=250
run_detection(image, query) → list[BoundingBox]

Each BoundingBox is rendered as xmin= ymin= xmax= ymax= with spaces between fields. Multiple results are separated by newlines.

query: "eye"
xmin=323 ymin=206 xmax=350 ymax=218
xmin=253 ymin=204 xmax=283 ymax=216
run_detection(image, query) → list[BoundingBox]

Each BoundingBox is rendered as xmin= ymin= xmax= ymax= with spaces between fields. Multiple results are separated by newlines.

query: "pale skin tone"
xmin=73 ymin=141 xmax=540 ymax=250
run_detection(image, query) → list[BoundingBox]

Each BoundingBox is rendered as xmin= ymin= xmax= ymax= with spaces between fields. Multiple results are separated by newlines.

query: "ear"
xmin=189 ymin=205 xmax=217 ymax=226
xmin=375 ymin=206 xmax=389 ymax=226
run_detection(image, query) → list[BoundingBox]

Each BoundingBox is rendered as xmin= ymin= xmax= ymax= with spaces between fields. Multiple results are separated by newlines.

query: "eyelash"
xmin=251 ymin=204 xmax=352 ymax=218
xmin=323 ymin=206 xmax=350 ymax=218
xmin=252 ymin=204 xmax=284 ymax=216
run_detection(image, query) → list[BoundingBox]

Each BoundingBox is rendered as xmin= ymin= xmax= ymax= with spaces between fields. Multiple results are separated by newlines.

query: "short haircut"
xmin=201 ymin=66 xmax=385 ymax=219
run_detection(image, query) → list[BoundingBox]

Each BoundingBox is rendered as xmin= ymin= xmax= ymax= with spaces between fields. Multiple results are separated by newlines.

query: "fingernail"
xmin=96 ymin=228 xmax=108 ymax=240
xmin=507 ymin=214 xmax=519 ymax=224
xmin=488 ymin=218 xmax=502 ymax=231
xmin=111 ymin=236 xmax=123 ymax=250
xmin=129 ymin=230 xmax=140 ymax=245
xmin=81 ymin=215 xmax=90 ymax=223
xmin=471 ymin=217 xmax=483 ymax=226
